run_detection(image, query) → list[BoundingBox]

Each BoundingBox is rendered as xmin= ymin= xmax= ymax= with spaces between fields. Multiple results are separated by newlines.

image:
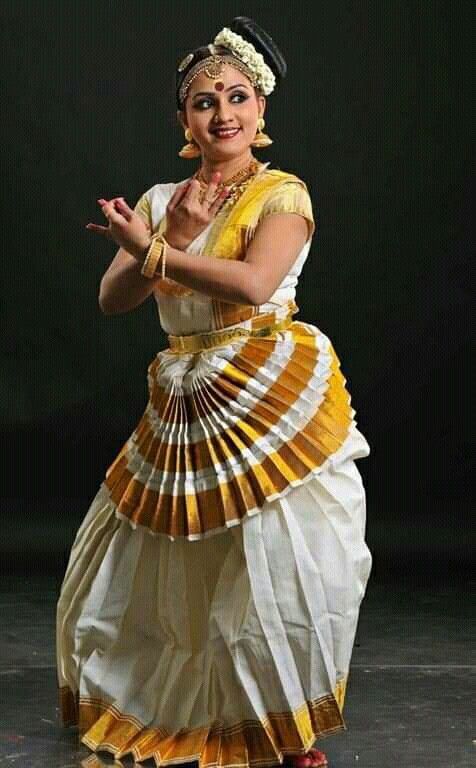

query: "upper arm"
xmin=243 ymin=181 xmax=315 ymax=305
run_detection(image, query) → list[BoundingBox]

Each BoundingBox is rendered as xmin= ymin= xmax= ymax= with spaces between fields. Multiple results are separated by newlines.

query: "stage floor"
xmin=0 ymin=569 xmax=473 ymax=768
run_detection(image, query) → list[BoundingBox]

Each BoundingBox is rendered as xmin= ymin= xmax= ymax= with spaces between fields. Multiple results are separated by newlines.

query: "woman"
xmin=57 ymin=16 xmax=372 ymax=768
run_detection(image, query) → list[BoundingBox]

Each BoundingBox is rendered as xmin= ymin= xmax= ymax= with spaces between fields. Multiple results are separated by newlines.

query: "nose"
xmin=212 ymin=97 xmax=235 ymax=124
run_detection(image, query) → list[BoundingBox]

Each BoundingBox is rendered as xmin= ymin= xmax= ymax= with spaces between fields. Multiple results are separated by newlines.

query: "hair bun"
xmin=229 ymin=16 xmax=287 ymax=83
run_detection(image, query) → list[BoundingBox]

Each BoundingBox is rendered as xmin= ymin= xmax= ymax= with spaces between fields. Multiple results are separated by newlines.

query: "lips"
xmin=211 ymin=127 xmax=241 ymax=139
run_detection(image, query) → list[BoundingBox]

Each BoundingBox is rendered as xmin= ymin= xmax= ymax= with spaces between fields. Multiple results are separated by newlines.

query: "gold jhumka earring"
xmin=178 ymin=128 xmax=201 ymax=159
xmin=251 ymin=117 xmax=273 ymax=148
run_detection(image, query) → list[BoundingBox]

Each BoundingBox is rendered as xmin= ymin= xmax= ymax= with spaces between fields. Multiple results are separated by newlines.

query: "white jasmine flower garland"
xmin=213 ymin=27 xmax=276 ymax=95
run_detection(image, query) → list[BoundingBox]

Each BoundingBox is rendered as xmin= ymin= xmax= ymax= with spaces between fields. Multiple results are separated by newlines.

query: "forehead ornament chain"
xmin=178 ymin=54 xmax=257 ymax=105
xmin=178 ymin=29 xmax=276 ymax=107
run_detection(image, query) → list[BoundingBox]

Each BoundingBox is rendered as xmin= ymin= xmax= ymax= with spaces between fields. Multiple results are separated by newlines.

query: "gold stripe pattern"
xmin=108 ymin=172 xmax=351 ymax=542
xmin=204 ymin=171 xmax=314 ymax=329
xmin=258 ymin=180 xmax=316 ymax=241
xmin=167 ymin=299 xmax=297 ymax=353
xmin=59 ymin=677 xmax=347 ymax=766
xmin=102 ymin=300 xmax=355 ymax=540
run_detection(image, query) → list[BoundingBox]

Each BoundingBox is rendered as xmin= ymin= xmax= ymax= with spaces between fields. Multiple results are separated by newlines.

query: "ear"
xmin=257 ymin=94 xmax=266 ymax=119
xmin=177 ymin=109 xmax=188 ymax=131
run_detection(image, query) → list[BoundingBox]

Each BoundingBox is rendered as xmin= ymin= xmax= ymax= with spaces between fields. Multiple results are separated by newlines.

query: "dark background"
xmin=1 ymin=0 xmax=472 ymax=575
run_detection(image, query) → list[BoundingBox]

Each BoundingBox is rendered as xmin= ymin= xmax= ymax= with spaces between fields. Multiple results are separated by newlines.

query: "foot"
xmin=289 ymin=749 xmax=328 ymax=768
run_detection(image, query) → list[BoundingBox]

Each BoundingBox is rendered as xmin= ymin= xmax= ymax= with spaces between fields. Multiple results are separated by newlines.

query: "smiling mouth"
xmin=211 ymin=127 xmax=242 ymax=139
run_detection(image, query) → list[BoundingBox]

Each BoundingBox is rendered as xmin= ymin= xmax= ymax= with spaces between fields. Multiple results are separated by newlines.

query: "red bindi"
xmin=214 ymin=81 xmax=225 ymax=91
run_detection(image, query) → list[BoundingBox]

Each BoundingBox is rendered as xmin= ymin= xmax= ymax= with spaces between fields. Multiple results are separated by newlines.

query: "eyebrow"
xmin=191 ymin=83 xmax=249 ymax=99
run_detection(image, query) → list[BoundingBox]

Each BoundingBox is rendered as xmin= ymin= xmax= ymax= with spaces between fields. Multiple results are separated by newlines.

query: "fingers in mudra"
xmin=180 ymin=179 xmax=208 ymax=217
xmin=196 ymin=173 xmax=230 ymax=215
xmin=168 ymin=175 xmax=229 ymax=221
xmin=86 ymin=198 xmax=149 ymax=248
xmin=199 ymin=172 xmax=221 ymax=205
xmin=86 ymin=197 xmax=125 ymax=237
xmin=202 ymin=179 xmax=230 ymax=216
xmin=166 ymin=182 xmax=193 ymax=213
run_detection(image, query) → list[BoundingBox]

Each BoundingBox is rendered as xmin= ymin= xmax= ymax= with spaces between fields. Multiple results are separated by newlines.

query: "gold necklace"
xmin=194 ymin=158 xmax=261 ymax=192
xmin=194 ymin=159 xmax=263 ymax=214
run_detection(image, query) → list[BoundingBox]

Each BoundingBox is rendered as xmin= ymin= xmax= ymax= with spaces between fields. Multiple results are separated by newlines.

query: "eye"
xmin=195 ymin=97 xmax=213 ymax=110
xmin=230 ymin=92 xmax=248 ymax=103
xmin=194 ymin=91 xmax=248 ymax=109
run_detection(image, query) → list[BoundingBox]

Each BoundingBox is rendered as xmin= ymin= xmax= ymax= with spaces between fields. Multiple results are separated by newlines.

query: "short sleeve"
xmin=258 ymin=181 xmax=316 ymax=242
xmin=133 ymin=191 xmax=153 ymax=232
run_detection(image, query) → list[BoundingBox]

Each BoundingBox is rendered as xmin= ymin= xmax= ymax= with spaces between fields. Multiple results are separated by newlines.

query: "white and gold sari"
xmin=57 ymin=163 xmax=372 ymax=767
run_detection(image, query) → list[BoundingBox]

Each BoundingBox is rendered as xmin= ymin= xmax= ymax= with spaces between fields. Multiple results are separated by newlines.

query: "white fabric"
xmin=142 ymin=163 xmax=312 ymax=334
xmin=56 ymin=422 xmax=371 ymax=732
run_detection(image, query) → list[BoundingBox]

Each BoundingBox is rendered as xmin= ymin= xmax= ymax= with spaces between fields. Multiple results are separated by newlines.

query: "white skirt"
xmin=56 ymin=422 xmax=372 ymax=767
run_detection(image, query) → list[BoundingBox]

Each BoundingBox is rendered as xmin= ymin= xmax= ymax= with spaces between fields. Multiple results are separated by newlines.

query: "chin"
xmin=208 ymin=141 xmax=251 ymax=159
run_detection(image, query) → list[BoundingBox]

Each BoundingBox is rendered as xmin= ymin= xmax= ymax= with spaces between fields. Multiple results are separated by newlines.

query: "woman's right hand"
xmin=164 ymin=172 xmax=230 ymax=250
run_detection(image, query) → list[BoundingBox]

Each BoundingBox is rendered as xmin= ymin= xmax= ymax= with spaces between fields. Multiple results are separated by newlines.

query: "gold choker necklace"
xmin=193 ymin=159 xmax=263 ymax=214
xmin=194 ymin=158 xmax=261 ymax=191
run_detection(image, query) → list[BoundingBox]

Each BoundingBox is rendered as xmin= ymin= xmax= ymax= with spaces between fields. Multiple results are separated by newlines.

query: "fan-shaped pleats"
xmin=103 ymin=322 xmax=356 ymax=540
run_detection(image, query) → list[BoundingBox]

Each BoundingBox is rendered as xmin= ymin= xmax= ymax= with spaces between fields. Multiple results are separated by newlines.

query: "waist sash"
xmin=167 ymin=299 xmax=299 ymax=353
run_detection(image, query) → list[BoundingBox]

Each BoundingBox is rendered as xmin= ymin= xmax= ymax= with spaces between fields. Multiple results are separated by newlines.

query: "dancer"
xmin=57 ymin=16 xmax=372 ymax=768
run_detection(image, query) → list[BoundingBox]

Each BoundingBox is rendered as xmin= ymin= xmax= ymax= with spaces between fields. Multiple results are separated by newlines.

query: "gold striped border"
xmin=102 ymin=331 xmax=353 ymax=538
xmin=59 ymin=678 xmax=347 ymax=766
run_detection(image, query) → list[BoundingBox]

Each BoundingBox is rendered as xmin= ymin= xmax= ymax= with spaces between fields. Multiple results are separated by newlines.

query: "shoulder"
xmin=257 ymin=169 xmax=315 ymax=241
xmin=261 ymin=168 xmax=311 ymax=190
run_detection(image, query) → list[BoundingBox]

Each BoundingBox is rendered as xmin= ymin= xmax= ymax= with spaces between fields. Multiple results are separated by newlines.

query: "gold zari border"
xmin=168 ymin=314 xmax=294 ymax=353
xmin=60 ymin=677 xmax=347 ymax=767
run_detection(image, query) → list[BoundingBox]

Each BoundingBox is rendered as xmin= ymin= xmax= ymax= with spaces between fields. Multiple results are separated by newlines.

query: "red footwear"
xmin=290 ymin=749 xmax=328 ymax=768
xmin=309 ymin=748 xmax=328 ymax=767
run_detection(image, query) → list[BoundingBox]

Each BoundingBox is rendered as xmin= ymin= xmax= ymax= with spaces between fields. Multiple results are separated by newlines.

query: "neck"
xmin=198 ymin=149 xmax=259 ymax=183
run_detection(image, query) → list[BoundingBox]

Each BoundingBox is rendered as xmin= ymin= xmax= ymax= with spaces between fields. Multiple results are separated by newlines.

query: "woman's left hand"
xmin=85 ymin=197 xmax=151 ymax=261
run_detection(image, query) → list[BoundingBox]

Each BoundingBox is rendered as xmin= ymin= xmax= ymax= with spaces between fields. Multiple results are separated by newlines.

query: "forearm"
xmin=99 ymin=249 xmax=159 ymax=315
xmin=157 ymin=244 xmax=257 ymax=305
xmin=99 ymin=242 xmax=257 ymax=314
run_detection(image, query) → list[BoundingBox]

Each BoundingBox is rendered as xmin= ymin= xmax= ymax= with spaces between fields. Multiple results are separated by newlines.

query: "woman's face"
xmin=178 ymin=64 xmax=266 ymax=161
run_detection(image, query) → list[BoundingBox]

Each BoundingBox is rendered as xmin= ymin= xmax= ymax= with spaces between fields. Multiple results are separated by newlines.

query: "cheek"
xmin=189 ymin=115 xmax=209 ymax=136
xmin=242 ymin=104 xmax=259 ymax=129
xmin=242 ymin=120 xmax=258 ymax=138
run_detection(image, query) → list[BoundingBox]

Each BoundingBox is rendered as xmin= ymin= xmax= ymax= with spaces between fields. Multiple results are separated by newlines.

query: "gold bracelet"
xmin=141 ymin=235 xmax=164 ymax=278
xmin=140 ymin=237 xmax=158 ymax=278
xmin=141 ymin=234 xmax=168 ymax=279
xmin=160 ymin=237 xmax=167 ymax=280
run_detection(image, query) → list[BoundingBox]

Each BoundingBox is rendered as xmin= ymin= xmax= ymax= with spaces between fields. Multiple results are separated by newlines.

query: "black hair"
xmin=175 ymin=16 xmax=287 ymax=110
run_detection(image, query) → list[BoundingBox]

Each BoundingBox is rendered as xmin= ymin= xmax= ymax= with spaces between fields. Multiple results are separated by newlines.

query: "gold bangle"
xmin=142 ymin=236 xmax=163 ymax=278
xmin=141 ymin=235 xmax=168 ymax=279
xmin=140 ymin=237 xmax=156 ymax=278
xmin=161 ymin=238 xmax=167 ymax=279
